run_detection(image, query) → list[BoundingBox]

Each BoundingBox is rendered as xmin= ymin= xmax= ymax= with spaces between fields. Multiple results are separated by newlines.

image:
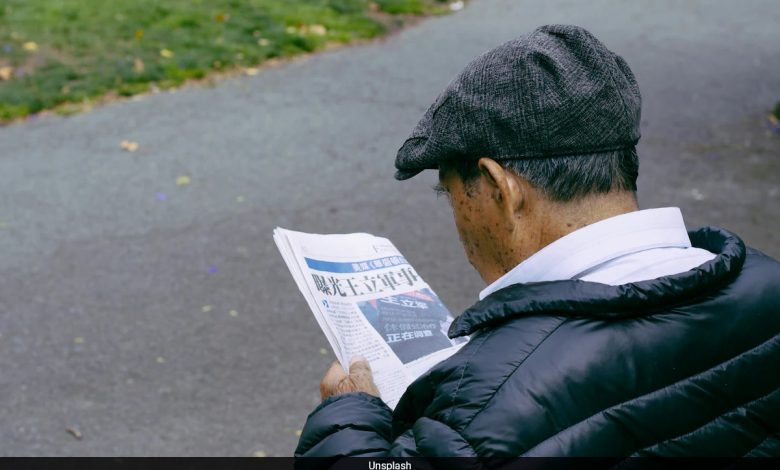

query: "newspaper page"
xmin=273 ymin=227 xmax=468 ymax=409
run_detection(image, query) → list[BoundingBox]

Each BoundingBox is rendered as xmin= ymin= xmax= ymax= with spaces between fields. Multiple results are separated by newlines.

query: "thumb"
xmin=320 ymin=361 xmax=347 ymax=400
xmin=348 ymin=355 xmax=371 ymax=374
xmin=347 ymin=356 xmax=380 ymax=397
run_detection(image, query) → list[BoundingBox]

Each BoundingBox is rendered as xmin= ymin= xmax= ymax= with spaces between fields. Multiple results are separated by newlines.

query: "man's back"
xmin=297 ymin=25 xmax=779 ymax=459
xmin=296 ymin=227 xmax=780 ymax=457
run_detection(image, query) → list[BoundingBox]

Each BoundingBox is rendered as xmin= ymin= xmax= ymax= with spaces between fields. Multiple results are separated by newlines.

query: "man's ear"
xmin=477 ymin=158 xmax=523 ymax=218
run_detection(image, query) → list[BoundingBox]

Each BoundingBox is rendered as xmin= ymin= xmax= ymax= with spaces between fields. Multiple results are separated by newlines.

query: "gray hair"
xmin=448 ymin=147 xmax=639 ymax=202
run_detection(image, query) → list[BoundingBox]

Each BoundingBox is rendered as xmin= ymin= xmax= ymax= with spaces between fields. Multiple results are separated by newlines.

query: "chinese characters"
xmin=312 ymin=266 xmax=420 ymax=298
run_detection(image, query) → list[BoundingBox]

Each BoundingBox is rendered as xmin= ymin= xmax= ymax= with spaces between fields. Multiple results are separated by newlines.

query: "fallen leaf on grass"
xmin=257 ymin=38 xmax=270 ymax=47
xmin=308 ymin=24 xmax=327 ymax=36
xmin=0 ymin=66 xmax=13 ymax=81
xmin=175 ymin=175 xmax=191 ymax=186
xmin=120 ymin=140 xmax=139 ymax=152
xmin=133 ymin=57 xmax=145 ymax=74
xmin=160 ymin=48 xmax=174 ymax=58
xmin=23 ymin=41 xmax=38 ymax=52
xmin=288 ymin=24 xmax=328 ymax=36
xmin=66 ymin=427 xmax=82 ymax=440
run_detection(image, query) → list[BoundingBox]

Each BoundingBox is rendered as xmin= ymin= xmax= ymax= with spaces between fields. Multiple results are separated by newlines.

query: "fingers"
xmin=320 ymin=357 xmax=380 ymax=400
xmin=320 ymin=361 xmax=347 ymax=400
xmin=348 ymin=356 xmax=371 ymax=375
xmin=347 ymin=357 xmax=380 ymax=398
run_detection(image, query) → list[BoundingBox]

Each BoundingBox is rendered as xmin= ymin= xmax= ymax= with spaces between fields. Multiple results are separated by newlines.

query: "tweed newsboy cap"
xmin=394 ymin=24 xmax=642 ymax=180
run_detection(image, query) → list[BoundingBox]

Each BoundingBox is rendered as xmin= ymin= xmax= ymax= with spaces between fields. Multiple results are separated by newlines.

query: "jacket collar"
xmin=448 ymin=227 xmax=746 ymax=338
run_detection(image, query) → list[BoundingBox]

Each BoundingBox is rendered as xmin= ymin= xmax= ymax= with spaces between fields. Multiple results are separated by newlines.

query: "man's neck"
xmin=538 ymin=191 xmax=639 ymax=252
xmin=488 ymin=191 xmax=639 ymax=282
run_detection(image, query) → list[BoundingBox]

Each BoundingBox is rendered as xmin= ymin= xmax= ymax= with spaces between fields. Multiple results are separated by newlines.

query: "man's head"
xmin=395 ymin=25 xmax=643 ymax=283
xmin=436 ymin=149 xmax=639 ymax=283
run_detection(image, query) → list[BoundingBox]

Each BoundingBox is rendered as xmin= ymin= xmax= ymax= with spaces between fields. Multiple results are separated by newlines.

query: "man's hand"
xmin=320 ymin=356 xmax=380 ymax=400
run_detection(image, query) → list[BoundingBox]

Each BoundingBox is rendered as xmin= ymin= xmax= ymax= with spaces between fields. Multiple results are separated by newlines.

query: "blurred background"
xmin=0 ymin=0 xmax=778 ymax=457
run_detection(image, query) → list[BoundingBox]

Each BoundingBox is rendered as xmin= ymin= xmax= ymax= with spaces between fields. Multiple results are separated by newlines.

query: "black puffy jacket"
xmin=295 ymin=227 xmax=780 ymax=457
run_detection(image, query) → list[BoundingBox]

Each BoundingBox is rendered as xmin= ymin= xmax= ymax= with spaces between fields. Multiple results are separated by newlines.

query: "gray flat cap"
xmin=394 ymin=24 xmax=641 ymax=180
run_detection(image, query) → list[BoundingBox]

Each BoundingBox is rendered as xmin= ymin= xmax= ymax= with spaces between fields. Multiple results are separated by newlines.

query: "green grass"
xmin=0 ymin=0 xmax=452 ymax=122
xmin=774 ymin=102 xmax=780 ymax=120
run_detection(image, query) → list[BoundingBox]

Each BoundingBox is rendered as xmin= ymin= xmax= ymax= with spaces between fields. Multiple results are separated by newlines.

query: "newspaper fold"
xmin=274 ymin=227 xmax=467 ymax=409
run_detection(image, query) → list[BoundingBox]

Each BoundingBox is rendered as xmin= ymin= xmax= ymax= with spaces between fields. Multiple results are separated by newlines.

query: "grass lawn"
xmin=0 ymin=0 xmax=454 ymax=123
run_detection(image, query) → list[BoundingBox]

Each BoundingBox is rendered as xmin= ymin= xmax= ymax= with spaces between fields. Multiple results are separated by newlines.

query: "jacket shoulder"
xmin=394 ymin=250 xmax=780 ymax=456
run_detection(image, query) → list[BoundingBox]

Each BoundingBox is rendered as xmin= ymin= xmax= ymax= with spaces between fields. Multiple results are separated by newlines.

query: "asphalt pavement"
xmin=0 ymin=0 xmax=778 ymax=456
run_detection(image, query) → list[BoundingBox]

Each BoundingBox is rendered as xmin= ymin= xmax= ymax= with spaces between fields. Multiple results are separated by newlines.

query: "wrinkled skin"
xmin=319 ymin=357 xmax=380 ymax=400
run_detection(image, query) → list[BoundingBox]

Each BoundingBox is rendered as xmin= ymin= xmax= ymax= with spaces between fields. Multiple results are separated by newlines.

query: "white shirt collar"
xmin=479 ymin=207 xmax=692 ymax=300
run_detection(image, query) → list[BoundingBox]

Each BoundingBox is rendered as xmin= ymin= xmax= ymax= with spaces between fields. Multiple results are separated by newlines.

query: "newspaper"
xmin=274 ymin=227 xmax=468 ymax=409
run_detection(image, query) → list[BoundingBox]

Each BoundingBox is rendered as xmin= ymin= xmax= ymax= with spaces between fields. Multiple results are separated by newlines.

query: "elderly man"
xmin=295 ymin=25 xmax=780 ymax=457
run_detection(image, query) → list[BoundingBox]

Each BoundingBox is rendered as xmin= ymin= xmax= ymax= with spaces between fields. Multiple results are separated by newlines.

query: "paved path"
xmin=1 ymin=0 xmax=778 ymax=456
